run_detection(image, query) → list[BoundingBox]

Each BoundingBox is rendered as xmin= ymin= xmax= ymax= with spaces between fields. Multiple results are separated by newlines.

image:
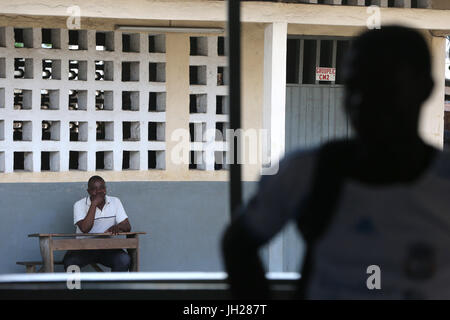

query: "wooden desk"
xmin=28 ymin=232 xmax=146 ymax=272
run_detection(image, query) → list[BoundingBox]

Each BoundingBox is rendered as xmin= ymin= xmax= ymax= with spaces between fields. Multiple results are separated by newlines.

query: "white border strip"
xmin=0 ymin=272 xmax=300 ymax=283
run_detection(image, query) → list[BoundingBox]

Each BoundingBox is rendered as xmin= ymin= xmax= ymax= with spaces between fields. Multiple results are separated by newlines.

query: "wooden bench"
xmin=17 ymin=261 xmax=104 ymax=273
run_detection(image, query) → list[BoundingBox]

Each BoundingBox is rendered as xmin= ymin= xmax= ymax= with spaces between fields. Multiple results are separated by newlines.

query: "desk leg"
xmin=127 ymin=235 xmax=139 ymax=272
xmin=39 ymin=237 xmax=54 ymax=273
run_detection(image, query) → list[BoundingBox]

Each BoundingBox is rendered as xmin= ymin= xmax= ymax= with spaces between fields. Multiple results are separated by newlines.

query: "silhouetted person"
xmin=222 ymin=26 xmax=448 ymax=299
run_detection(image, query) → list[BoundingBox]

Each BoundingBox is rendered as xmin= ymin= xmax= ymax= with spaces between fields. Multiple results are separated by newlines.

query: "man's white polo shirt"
xmin=74 ymin=195 xmax=128 ymax=234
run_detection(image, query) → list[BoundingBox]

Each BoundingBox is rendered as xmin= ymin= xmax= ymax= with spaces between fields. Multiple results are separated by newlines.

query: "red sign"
xmin=316 ymin=67 xmax=336 ymax=81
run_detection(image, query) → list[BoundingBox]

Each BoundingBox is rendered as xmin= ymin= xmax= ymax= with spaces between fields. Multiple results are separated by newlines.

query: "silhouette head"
xmin=343 ymin=26 xmax=434 ymax=145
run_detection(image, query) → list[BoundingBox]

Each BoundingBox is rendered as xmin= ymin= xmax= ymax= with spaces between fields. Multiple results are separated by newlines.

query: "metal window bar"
xmin=331 ymin=40 xmax=337 ymax=85
xmin=228 ymin=0 xmax=243 ymax=218
xmin=315 ymin=40 xmax=321 ymax=85
xmin=298 ymin=39 xmax=304 ymax=85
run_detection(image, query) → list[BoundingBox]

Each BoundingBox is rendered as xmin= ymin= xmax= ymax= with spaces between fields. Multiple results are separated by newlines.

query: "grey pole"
xmin=228 ymin=0 xmax=243 ymax=219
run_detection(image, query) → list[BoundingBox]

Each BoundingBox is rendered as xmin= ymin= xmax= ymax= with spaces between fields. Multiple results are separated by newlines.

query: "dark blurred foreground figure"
xmin=221 ymin=26 xmax=450 ymax=299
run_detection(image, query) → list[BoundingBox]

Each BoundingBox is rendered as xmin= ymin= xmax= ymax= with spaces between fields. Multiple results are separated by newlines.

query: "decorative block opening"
xmin=148 ymin=122 xmax=165 ymax=141
xmin=95 ymin=60 xmax=114 ymax=81
xmin=122 ymin=91 xmax=139 ymax=111
xmin=215 ymin=122 xmax=229 ymax=141
xmin=14 ymin=58 xmax=33 ymax=79
xmin=14 ymin=28 xmax=33 ymax=48
xmin=122 ymin=121 xmax=140 ymax=141
xmin=42 ymin=59 xmax=61 ymax=80
xmin=69 ymin=60 xmax=87 ymax=81
xmin=218 ymin=36 xmax=225 ymax=56
xmin=41 ymin=29 xmax=61 ymax=49
xmin=96 ymin=121 xmax=114 ymax=141
xmin=69 ymin=151 xmax=87 ymax=171
xmin=41 ymin=151 xmax=60 ymax=171
xmin=216 ymin=95 xmax=229 ymax=114
xmin=214 ymin=151 xmax=228 ymax=170
xmin=0 ymin=120 xmax=4 ymax=140
xmin=68 ymin=30 xmax=88 ymax=50
xmin=148 ymin=150 xmax=165 ymax=170
xmin=41 ymin=120 xmax=60 ymax=141
xmin=69 ymin=121 xmax=88 ymax=141
xmin=0 ymin=152 xmax=4 ymax=172
xmin=217 ymin=66 xmax=228 ymax=86
xmin=411 ymin=0 xmax=431 ymax=8
xmin=41 ymin=89 xmax=59 ymax=110
xmin=149 ymin=62 xmax=166 ymax=82
xmin=68 ymin=90 xmax=87 ymax=111
xmin=149 ymin=92 xmax=166 ymax=112
xmin=0 ymin=88 xmax=5 ymax=108
xmin=0 ymin=27 xmax=5 ymax=47
xmin=13 ymin=121 xmax=32 ymax=141
xmin=190 ymin=37 xmax=208 ymax=56
xmin=122 ymin=33 xmax=140 ymax=53
xmin=149 ymin=35 xmax=165 ymax=53
xmin=189 ymin=122 xmax=206 ymax=142
xmin=14 ymin=151 xmax=33 ymax=171
xmin=189 ymin=94 xmax=207 ymax=113
xmin=96 ymin=151 xmax=114 ymax=170
xmin=14 ymin=89 xmax=32 ymax=110
xmin=96 ymin=31 xmax=114 ymax=51
xmin=122 ymin=61 xmax=139 ymax=81
xmin=189 ymin=150 xmax=205 ymax=170
xmin=122 ymin=150 xmax=140 ymax=170
xmin=190 ymin=65 xmax=207 ymax=85
xmin=0 ymin=58 xmax=5 ymax=78
xmin=96 ymin=90 xmax=113 ymax=110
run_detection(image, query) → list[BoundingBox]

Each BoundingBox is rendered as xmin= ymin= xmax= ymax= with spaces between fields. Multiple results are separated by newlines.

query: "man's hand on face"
xmin=105 ymin=225 xmax=120 ymax=235
xmin=91 ymin=192 xmax=105 ymax=207
xmin=88 ymin=179 xmax=107 ymax=208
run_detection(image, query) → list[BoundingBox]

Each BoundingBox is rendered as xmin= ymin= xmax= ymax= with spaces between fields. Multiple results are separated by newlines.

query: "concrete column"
xmin=263 ymin=22 xmax=287 ymax=272
xmin=420 ymin=34 xmax=446 ymax=149
xmin=263 ymin=22 xmax=287 ymax=167
xmin=432 ymin=0 xmax=450 ymax=9
xmin=3 ymin=27 xmax=13 ymax=173
xmin=166 ymin=33 xmax=190 ymax=175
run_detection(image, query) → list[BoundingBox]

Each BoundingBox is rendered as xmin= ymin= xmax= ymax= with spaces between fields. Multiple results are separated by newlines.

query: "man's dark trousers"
xmin=63 ymin=249 xmax=131 ymax=272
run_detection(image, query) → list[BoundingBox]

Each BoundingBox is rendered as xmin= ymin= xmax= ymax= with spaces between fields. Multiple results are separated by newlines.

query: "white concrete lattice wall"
xmin=189 ymin=36 xmax=229 ymax=171
xmin=0 ymin=27 xmax=229 ymax=174
xmin=297 ymin=0 xmax=432 ymax=8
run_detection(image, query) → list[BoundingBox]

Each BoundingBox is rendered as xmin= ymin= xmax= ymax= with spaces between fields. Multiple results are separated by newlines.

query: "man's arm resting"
xmin=222 ymin=216 xmax=270 ymax=300
xmin=76 ymin=204 xmax=97 ymax=233
xmin=106 ymin=218 xmax=132 ymax=234
xmin=117 ymin=218 xmax=131 ymax=232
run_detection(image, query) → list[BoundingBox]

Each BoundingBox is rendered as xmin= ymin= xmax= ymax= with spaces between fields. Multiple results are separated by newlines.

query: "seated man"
xmin=63 ymin=175 xmax=132 ymax=272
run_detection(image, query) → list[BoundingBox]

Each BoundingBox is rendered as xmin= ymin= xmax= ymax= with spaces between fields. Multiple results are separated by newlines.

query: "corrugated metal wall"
xmin=285 ymin=85 xmax=351 ymax=152
xmin=283 ymin=84 xmax=351 ymax=272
